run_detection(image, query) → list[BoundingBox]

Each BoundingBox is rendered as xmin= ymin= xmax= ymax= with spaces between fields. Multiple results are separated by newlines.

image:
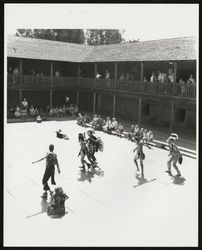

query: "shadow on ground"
xmin=77 ymin=168 xmax=104 ymax=183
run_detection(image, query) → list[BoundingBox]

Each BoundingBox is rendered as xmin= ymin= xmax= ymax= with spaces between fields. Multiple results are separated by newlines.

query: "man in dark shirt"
xmin=32 ymin=144 xmax=61 ymax=197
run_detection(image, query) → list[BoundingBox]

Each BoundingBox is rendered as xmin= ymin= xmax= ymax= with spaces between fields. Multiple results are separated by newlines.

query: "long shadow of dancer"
xmin=166 ymin=171 xmax=186 ymax=185
xmin=26 ymin=197 xmax=49 ymax=219
xmin=133 ymin=173 xmax=156 ymax=188
xmin=77 ymin=168 xmax=104 ymax=183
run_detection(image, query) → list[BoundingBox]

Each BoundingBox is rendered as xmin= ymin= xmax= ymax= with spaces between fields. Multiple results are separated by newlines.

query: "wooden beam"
xmin=112 ymin=95 xmax=116 ymax=117
xmin=50 ymin=62 xmax=53 ymax=87
xmin=19 ymin=90 xmax=22 ymax=105
xmin=50 ymin=90 xmax=53 ymax=107
xmin=140 ymin=62 xmax=144 ymax=91
xmin=169 ymin=102 xmax=175 ymax=132
xmin=114 ymin=62 xmax=118 ymax=89
xmin=93 ymin=92 xmax=96 ymax=114
xmin=19 ymin=59 xmax=22 ymax=85
xmin=138 ymin=97 xmax=142 ymax=126
xmin=77 ymin=91 xmax=79 ymax=107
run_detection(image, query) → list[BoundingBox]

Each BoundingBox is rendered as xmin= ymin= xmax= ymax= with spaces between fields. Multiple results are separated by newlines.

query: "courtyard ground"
xmin=4 ymin=120 xmax=198 ymax=247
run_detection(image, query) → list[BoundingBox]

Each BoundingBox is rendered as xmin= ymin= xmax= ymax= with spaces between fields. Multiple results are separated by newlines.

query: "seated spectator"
xmin=62 ymin=105 xmax=66 ymax=116
xmin=36 ymin=115 xmax=42 ymax=123
xmin=134 ymin=124 xmax=140 ymax=133
xmin=90 ymin=114 xmax=98 ymax=129
xmin=59 ymin=106 xmax=63 ymax=116
xmin=77 ymin=113 xmax=84 ymax=126
xmin=74 ymin=105 xmax=79 ymax=116
xmin=34 ymin=107 xmax=39 ymax=116
xmin=49 ymin=107 xmax=54 ymax=116
xmin=29 ymin=105 xmax=35 ymax=116
xmin=14 ymin=105 xmax=21 ymax=118
xmin=69 ymin=104 xmax=74 ymax=116
xmin=143 ymin=129 xmax=148 ymax=140
xmin=117 ymin=123 xmax=124 ymax=137
xmin=54 ymin=106 xmax=59 ymax=117
xmin=46 ymin=105 xmax=50 ymax=114
xmin=147 ymin=131 xmax=154 ymax=141
xmin=109 ymin=117 xmax=118 ymax=132
xmin=83 ymin=113 xmax=90 ymax=125
xmin=128 ymin=124 xmax=135 ymax=141
xmin=65 ymin=105 xmax=70 ymax=115
xmin=96 ymin=115 xmax=103 ymax=131
xmin=139 ymin=127 xmax=144 ymax=138
xmin=21 ymin=98 xmax=28 ymax=111
xmin=103 ymin=116 xmax=112 ymax=132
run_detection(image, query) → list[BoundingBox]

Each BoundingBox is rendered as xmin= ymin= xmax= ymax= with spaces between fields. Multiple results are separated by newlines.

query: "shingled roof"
xmin=7 ymin=35 xmax=93 ymax=62
xmin=7 ymin=35 xmax=196 ymax=63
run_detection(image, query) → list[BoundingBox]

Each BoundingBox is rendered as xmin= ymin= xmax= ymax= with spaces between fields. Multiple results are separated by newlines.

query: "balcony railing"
xmin=7 ymin=75 xmax=196 ymax=98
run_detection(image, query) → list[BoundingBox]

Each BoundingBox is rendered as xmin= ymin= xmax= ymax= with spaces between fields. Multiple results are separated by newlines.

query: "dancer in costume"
xmin=56 ymin=129 xmax=69 ymax=140
xmin=133 ymin=136 xmax=152 ymax=177
xmin=86 ymin=129 xmax=104 ymax=168
xmin=32 ymin=144 xmax=61 ymax=198
xmin=78 ymin=133 xmax=91 ymax=170
xmin=166 ymin=133 xmax=182 ymax=177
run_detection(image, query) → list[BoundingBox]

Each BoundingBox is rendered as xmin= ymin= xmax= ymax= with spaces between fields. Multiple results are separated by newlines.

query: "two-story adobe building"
xmin=7 ymin=35 xmax=197 ymax=131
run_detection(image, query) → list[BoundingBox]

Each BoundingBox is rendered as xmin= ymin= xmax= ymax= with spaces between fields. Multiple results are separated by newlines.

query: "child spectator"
xmin=29 ymin=105 xmax=35 ymax=117
xmin=117 ymin=123 xmax=124 ymax=137
xmin=109 ymin=117 xmax=118 ymax=132
xmin=15 ymin=105 xmax=21 ymax=118
xmin=96 ymin=115 xmax=103 ymax=131
xmin=91 ymin=114 xmax=98 ymax=129
xmin=103 ymin=116 xmax=112 ymax=132
xmin=54 ymin=106 xmax=59 ymax=117
xmin=34 ymin=107 xmax=39 ymax=116
xmin=59 ymin=107 xmax=63 ymax=117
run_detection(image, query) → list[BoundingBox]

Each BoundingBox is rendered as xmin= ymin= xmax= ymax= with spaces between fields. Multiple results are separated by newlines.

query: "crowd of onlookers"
xmin=77 ymin=113 xmax=154 ymax=142
xmin=8 ymin=97 xmax=79 ymax=120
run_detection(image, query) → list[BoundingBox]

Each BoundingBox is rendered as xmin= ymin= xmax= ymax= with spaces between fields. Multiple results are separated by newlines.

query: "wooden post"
xmin=173 ymin=62 xmax=178 ymax=95
xmin=140 ymin=62 xmax=144 ymax=92
xmin=77 ymin=91 xmax=79 ymax=107
xmin=19 ymin=90 xmax=22 ymax=105
xmin=19 ymin=59 xmax=22 ymax=85
xmin=170 ymin=102 xmax=175 ymax=132
xmin=50 ymin=90 xmax=53 ymax=107
xmin=50 ymin=62 xmax=53 ymax=87
xmin=114 ymin=62 xmax=118 ymax=89
xmin=94 ymin=63 xmax=97 ymax=89
xmin=93 ymin=92 xmax=96 ymax=114
xmin=78 ymin=63 xmax=80 ymax=89
xmin=138 ymin=97 xmax=142 ymax=126
xmin=112 ymin=95 xmax=116 ymax=117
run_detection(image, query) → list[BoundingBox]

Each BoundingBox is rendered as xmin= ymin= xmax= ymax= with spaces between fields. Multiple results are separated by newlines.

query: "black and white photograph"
xmin=4 ymin=3 xmax=198 ymax=247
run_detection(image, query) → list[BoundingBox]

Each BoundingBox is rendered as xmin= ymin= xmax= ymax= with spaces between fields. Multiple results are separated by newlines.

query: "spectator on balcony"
xmin=14 ymin=105 xmax=21 ymax=118
xmin=55 ymin=70 xmax=60 ymax=77
xmin=8 ymin=67 xmax=12 ymax=75
xmin=150 ymin=72 xmax=156 ymax=82
xmin=168 ymin=69 xmax=174 ymax=83
xmin=109 ymin=117 xmax=118 ymax=132
xmin=21 ymin=98 xmax=28 ymax=111
xmin=103 ymin=116 xmax=112 ymax=132
xmin=187 ymin=75 xmax=196 ymax=86
xmin=126 ymin=73 xmax=130 ymax=81
xmin=119 ymin=73 xmax=125 ymax=81
xmin=179 ymin=78 xmax=186 ymax=95
xmin=105 ymin=70 xmax=110 ymax=79
xmin=29 ymin=105 xmax=35 ymax=117
xmin=96 ymin=72 xmax=102 ymax=79
xmin=13 ymin=66 xmax=19 ymax=75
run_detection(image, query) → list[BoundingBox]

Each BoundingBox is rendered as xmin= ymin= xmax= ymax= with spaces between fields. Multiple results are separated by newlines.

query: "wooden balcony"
xmin=7 ymin=74 xmax=196 ymax=98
